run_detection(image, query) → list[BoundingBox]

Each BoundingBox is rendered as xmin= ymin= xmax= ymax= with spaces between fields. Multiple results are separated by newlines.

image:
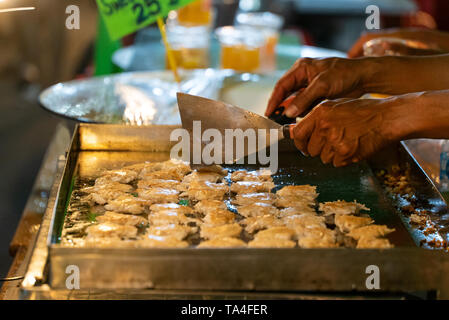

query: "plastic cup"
xmin=235 ymin=12 xmax=284 ymax=72
xmin=215 ymin=26 xmax=264 ymax=73
xmin=177 ymin=0 xmax=214 ymax=27
xmin=165 ymin=25 xmax=210 ymax=69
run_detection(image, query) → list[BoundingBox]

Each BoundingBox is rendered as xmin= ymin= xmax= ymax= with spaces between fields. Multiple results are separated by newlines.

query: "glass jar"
xmin=177 ymin=0 xmax=214 ymax=27
xmin=165 ymin=25 xmax=210 ymax=69
xmin=215 ymin=26 xmax=264 ymax=73
xmin=235 ymin=12 xmax=284 ymax=73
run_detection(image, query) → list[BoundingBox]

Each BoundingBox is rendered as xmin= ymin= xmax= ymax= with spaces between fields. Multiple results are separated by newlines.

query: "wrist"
xmin=359 ymin=56 xmax=419 ymax=94
xmin=407 ymin=91 xmax=449 ymax=139
xmin=358 ymin=57 xmax=390 ymax=93
xmin=379 ymin=94 xmax=422 ymax=141
xmin=380 ymin=92 xmax=449 ymax=141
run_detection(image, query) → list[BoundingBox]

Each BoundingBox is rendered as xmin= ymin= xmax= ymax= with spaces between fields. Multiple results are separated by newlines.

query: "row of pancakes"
xmin=61 ymin=160 xmax=394 ymax=249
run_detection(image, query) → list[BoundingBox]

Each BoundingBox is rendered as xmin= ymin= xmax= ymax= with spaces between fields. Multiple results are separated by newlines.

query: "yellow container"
xmin=165 ymin=47 xmax=209 ymax=70
xmin=221 ymin=45 xmax=260 ymax=73
xmin=216 ymin=26 xmax=264 ymax=73
xmin=166 ymin=25 xmax=210 ymax=70
xmin=177 ymin=0 xmax=213 ymax=26
xmin=235 ymin=12 xmax=284 ymax=73
xmin=261 ymin=31 xmax=279 ymax=73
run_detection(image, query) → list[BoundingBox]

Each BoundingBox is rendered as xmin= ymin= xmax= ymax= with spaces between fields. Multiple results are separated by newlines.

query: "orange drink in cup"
xmin=177 ymin=0 xmax=213 ymax=26
xmin=216 ymin=26 xmax=264 ymax=73
xmin=166 ymin=25 xmax=210 ymax=69
xmin=235 ymin=12 xmax=284 ymax=73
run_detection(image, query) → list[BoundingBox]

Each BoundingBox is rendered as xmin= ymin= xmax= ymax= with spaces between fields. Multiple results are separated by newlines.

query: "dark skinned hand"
xmin=265 ymin=57 xmax=371 ymax=119
xmin=291 ymin=97 xmax=410 ymax=167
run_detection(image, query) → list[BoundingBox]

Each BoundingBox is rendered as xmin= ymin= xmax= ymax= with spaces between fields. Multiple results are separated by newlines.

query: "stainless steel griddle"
xmin=20 ymin=124 xmax=449 ymax=299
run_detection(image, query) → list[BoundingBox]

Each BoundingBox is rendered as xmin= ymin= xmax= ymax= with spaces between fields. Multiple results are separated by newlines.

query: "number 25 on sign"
xmin=96 ymin=0 xmax=196 ymax=40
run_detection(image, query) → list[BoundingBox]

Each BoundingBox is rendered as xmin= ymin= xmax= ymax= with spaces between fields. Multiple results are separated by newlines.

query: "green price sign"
xmin=96 ymin=0 xmax=197 ymax=40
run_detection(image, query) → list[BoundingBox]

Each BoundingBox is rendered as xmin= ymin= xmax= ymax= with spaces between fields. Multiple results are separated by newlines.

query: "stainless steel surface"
xmin=404 ymin=139 xmax=442 ymax=187
xmin=39 ymin=69 xmax=232 ymax=125
xmin=21 ymin=132 xmax=72 ymax=289
xmin=21 ymin=124 xmax=183 ymax=291
xmin=370 ymin=143 xmax=449 ymax=247
xmin=47 ymin=247 xmax=448 ymax=292
xmin=41 ymin=45 xmax=346 ymax=125
xmin=22 ymin=286 xmax=424 ymax=300
xmin=178 ymin=93 xmax=282 ymax=132
xmin=1 ymin=123 xmax=72 ymax=300
xmin=39 ymin=69 xmax=286 ymax=125
xmin=19 ymin=124 xmax=449 ymax=298
xmin=177 ymin=93 xmax=283 ymax=164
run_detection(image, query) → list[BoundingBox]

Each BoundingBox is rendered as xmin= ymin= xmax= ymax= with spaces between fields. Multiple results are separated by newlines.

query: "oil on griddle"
xmin=59 ymin=154 xmax=398 ymax=249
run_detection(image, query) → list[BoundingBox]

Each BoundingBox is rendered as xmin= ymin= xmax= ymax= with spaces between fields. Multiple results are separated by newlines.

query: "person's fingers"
xmin=265 ymin=60 xmax=309 ymax=116
xmin=303 ymin=100 xmax=337 ymax=156
xmin=266 ymin=74 xmax=295 ymax=116
xmin=333 ymin=153 xmax=360 ymax=167
xmin=284 ymin=71 xmax=333 ymax=118
xmin=320 ymin=142 xmax=334 ymax=164
xmin=335 ymin=140 xmax=355 ymax=159
xmin=293 ymin=138 xmax=307 ymax=157
xmin=291 ymin=115 xmax=316 ymax=156
xmin=332 ymin=136 xmax=360 ymax=167
xmin=332 ymin=153 xmax=351 ymax=167
xmin=307 ymin=129 xmax=326 ymax=157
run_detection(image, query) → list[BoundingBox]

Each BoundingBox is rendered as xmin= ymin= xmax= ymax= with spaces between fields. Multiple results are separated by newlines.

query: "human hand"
xmin=290 ymin=97 xmax=413 ymax=167
xmin=266 ymin=57 xmax=373 ymax=118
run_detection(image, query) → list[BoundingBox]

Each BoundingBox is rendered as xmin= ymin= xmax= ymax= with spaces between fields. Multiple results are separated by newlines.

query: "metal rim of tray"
xmin=20 ymin=124 xmax=449 ymax=297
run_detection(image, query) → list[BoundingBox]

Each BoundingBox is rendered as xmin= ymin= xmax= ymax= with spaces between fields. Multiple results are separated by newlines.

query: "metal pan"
xmin=38 ymin=69 xmax=281 ymax=125
xmin=21 ymin=124 xmax=449 ymax=297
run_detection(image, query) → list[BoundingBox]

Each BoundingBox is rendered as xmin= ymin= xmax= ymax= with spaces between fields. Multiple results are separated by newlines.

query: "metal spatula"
xmin=176 ymin=93 xmax=294 ymax=166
